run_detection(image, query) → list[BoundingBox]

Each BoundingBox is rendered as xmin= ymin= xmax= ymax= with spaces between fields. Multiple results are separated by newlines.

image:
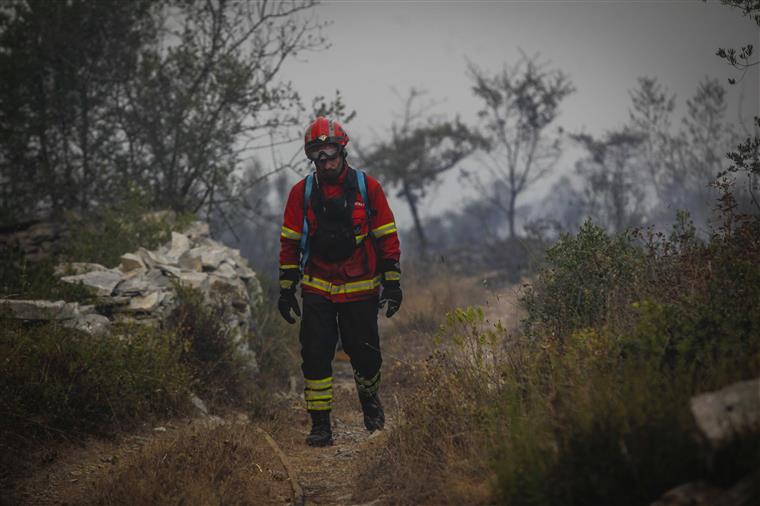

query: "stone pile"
xmin=0 ymin=221 xmax=262 ymax=364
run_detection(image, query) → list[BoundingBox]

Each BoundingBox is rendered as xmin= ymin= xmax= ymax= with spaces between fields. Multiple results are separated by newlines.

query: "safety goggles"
xmin=306 ymin=144 xmax=341 ymax=162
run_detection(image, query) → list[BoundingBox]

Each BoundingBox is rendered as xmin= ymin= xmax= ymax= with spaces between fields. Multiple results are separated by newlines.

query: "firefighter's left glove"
xmin=378 ymin=259 xmax=402 ymax=318
xmin=278 ymin=268 xmax=301 ymax=324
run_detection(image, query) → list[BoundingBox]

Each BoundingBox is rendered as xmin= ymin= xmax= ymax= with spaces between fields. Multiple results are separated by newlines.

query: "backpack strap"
xmin=299 ymin=173 xmax=314 ymax=273
xmin=356 ymin=169 xmax=372 ymax=223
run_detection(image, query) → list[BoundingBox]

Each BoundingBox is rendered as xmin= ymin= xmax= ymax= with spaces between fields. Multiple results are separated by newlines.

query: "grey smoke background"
xmin=276 ymin=1 xmax=759 ymax=228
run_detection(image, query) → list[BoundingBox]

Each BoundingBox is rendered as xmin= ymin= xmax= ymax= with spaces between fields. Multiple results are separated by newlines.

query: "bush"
xmin=0 ymin=246 xmax=94 ymax=301
xmin=62 ymin=190 xmax=194 ymax=268
xmin=0 ymin=320 xmax=191 ymax=480
xmin=374 ymin=212 xmax=760 ymax=505
xmin=521 ymin=220 xmax=645 ymax=339
xmin=167 ymin=284 xmax=260 ymax=410
xmin=248 ymin=274 xmax=300 ymax=396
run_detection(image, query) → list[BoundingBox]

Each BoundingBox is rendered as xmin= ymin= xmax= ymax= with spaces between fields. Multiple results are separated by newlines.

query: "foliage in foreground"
xmin=0 ymin=282 xmax=276 ymax=487
xmin=0 ymin=320 xmax=191 ymax=484
xmin=373 ymin=212 xmax=760 ymax=505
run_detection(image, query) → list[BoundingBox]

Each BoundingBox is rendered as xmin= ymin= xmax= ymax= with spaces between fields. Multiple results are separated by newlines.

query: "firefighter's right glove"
xmin=378 ymin=259 xmax=402 ymax=318
xmin=278 ymin=268 xmax=301 ymax=324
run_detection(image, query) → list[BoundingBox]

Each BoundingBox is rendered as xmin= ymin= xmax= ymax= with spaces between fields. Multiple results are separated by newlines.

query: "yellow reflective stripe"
xmin=371 ymin=222 xmax=397 ymax=238
xmin=354 ymin=234 xmax=367 ymax=244
xmin=305 ymin=392 xmax=333 ymax=401
xmin=280 ymin=280 xmax=294 ymax=289
xmin=307 ymin=402 xmax=332 ymax=411
xmin=302 ymin=276 xmax=332 ymax=292
xmin=304 ymin=377 xmax=332 ymax=389
xmin=280 ymin=264 xmax=299 ymax=270
xmin=302 ymin=275 xmax=382 ymax=296
xmin=384 ymin=271 xmax=401 ymax=281
xmin=281 ymin=226 xmax=302 ymax=240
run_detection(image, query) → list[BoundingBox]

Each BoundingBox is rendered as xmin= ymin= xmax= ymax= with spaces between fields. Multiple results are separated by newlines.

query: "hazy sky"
xmin=278 ymin=0 xmax=760 ymax=227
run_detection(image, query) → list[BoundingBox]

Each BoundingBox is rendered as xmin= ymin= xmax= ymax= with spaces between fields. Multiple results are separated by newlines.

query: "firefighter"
xmin=278 ymin=117 xmax=402 ymax=447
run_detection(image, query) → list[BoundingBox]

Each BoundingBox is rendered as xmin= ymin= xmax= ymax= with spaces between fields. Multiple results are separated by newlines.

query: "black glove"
xmin=379 ymin=283 xmax=402 ymax=318
xmin=378 ymin=259 xmax=402 ymax=318
xmin=278 ymin=290 xmax=301 ymax=324
xmin=278 ymin=267 xmax=301 ymax=324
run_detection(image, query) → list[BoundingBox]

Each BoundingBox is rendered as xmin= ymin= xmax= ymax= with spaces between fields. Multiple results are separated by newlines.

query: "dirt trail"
xmin=273 ymin=357 xmax=393 ymax=506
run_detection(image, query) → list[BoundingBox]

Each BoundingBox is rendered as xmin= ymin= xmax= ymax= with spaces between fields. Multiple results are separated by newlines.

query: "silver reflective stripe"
xmin=328 ymin=120 xmax=335 ymax=138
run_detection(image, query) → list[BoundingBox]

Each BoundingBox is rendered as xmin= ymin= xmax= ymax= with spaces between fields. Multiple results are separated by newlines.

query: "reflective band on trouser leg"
xmin=304 ymin=376 xmax=333 ymax=411
xmin=354 ymin=370 xmax=381 ymax=396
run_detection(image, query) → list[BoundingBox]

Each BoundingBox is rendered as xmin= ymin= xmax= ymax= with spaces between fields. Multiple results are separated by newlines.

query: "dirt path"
xmin=272 ymin=357 xmax=394 ymax=506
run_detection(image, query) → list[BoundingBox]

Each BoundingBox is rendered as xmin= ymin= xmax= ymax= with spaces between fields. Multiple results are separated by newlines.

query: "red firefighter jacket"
xmin=279 ymin=165 xmax=401 ymax=303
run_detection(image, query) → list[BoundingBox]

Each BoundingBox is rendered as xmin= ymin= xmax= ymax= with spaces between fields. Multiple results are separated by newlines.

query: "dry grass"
xmin=361 ymin=262 xmax=516 ymax=505
xmin=82 ymin=421 xmax=292 ymax=506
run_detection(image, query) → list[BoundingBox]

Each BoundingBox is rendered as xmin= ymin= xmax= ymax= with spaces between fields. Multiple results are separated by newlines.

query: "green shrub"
xmin=167 ymin=283 xmax=259 ymax=409
xmin=493 ymin=214 xmax=760 ymax=505
xmin=0 ymin=321 xmax=190 ymax=446
xmin=248 ymin=274 xmax=300 ymax=396
xmin=381 ymin=211 xmax=760 ymax=505
xmin=0 ymin=246 xmax=94 ymax=301
xmin=62 ymin=190 xmax=194 ymax=268
xmin=521 ymin=220 xmax=645 ymax=339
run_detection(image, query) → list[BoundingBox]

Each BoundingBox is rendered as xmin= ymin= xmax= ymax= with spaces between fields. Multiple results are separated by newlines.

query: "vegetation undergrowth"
xmin=0 ymin=200 xmax=285 ymax=496
xmin=83 ymin=422 xmax=289 ymax=506
xmin=371 ymin=206 xmax=760 ymax=505
xmin=62 ymin=190 xmax=195 ymax=268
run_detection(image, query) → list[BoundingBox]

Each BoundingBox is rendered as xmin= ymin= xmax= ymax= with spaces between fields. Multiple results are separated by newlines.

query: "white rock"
xmin=0 ymin=299 xmax=81 ymax=320
xmin=167 ymin=232 xmax=191 ymax=260
xmin=114 ymin=269 xmax=170 ymax=296
xmin=234 ymin=264 xmax=256 ymax=280
xmin=198 ymin=246 xmax=227 ymax=270
xmin=126 ymin=291 xmax=163 ymax=312
xmin=177 ymin=271 xmax=208 ymax=289
xmin=158 ymin=264 xmax=182 ymax=278
xmin=204 ymin=274 xmax=247 ymax=301
xmin=183 ymin=221 xmax=210 ymax=240
xmin=178 ymin=250 xmax=202 ymax=272
xmin=214 ymin=262 xmax=237 ymax=280
xmin=60 ymin=270 xmax=123 ymax=296
xmin=54 ymin=262 xmax=108 ymax=277
xmin=63 ymin=314 xmax=111 ymax=336
xmin=690 ymin=377 xmax=760 ymax=448
xmin=189 ymin=392 xmax=209 ymax=416
xmin=119 ymin=253 xmax=144 ymax=273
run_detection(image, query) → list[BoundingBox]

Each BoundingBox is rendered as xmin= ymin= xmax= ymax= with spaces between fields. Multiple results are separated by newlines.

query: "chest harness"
xmin=299 ymin=168 xmax=371 ymax=273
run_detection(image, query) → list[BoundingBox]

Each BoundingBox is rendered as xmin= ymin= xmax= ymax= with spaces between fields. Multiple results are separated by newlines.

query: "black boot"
xmin=359 ymin=393 xmax=385 ymax=432
xmin=306 ymin=410 xmax=333 ymax=447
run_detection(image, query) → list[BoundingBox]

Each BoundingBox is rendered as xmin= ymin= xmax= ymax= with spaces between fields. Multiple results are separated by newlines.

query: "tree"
xmin=715 ymin=1 xmax=760 ymax=84
xmin=716 ymin=0 xmax=760 ymax=213
xmin=464 ymin=53 xmax=574 ymax=238
xmin=572 ymin=130 xmax=647 ymax=234
xmin=358 ymin=88 xmax=484 ymax=258
xmin=628 ymin=76 xmax=737 ymax=225
xmin=0 ymin=0 xmax=158 ymax=223
xmin=0 ymin=0 xmax=332 ymax=227
xmin=118 ymin=0 xmax=330 ymax=217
